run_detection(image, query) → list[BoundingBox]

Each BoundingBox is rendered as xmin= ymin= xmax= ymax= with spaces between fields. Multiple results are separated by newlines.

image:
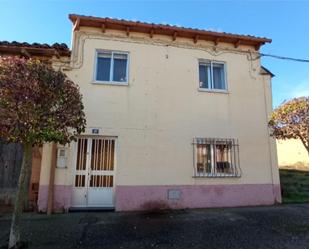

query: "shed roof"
xmin=261 ymin=66 xmax=275 ymax=78
xmin=0 ymin=41 xmax=71 ymax=58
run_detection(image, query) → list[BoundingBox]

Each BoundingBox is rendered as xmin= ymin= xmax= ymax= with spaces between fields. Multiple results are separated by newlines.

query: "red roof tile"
xmin=69 ymin=14 xmax=271 ymax=50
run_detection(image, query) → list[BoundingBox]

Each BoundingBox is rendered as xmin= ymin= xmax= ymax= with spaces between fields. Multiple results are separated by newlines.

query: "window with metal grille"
xmin=193 ymin=138 xmax=241 ymax=177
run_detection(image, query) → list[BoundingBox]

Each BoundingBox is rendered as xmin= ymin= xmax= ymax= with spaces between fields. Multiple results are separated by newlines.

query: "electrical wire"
xmin=55 ymin=31 xmax=309 ymax=74
xmin=260 ymin=53 xmax=309 ymax=63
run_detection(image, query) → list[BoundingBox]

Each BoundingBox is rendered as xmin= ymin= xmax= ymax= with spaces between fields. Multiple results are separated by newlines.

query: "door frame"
xmin=71 ymin=135 xmax=118 ymax=208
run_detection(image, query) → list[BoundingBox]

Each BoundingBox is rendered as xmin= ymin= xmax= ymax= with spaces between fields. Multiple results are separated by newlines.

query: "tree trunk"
xmin=8 ymin=143 xmax=32 ymax=249
xmin=47 ymin=143 xmax=57 ymax=215
xmin=23 ymin=149 xmax=33 ymax=211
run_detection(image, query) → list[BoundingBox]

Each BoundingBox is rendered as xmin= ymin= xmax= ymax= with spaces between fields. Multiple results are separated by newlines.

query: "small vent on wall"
xmin=167 ymin=189 xmax=181 ymax=200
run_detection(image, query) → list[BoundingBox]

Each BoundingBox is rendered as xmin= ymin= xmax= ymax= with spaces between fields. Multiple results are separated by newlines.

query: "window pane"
xmin=199 ymin=63 xmax=210 ymax=89
xmin=213 ymin=63 xmax=225 ymax=90
xmin=98 ymin=52 xmax=112 ymax=58
xmin=113 ymin=53 xmax=128 ymax=82
xmin=196 ymin=144 xmax=212 ymax=174
xmin=215 ymin=143 xmax=232 ymax=173
xmin=96 ymin=52 xmax=112 ymax=81
xmin=113 ymin=53 xmax=127 ymax=60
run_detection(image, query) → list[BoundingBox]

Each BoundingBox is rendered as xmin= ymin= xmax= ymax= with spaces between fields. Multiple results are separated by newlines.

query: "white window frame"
xmin=198 ymin=60 xmax=228 ymax=93
xmin=93 ymin=50 xmax=130 ymax=85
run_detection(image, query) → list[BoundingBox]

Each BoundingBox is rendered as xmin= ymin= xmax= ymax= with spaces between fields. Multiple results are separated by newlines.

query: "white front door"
xmin=71 ymin=137 xmax=116 ymax=208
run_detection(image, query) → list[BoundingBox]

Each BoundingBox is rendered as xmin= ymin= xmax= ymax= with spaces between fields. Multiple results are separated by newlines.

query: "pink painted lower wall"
xmin=115 ymin=184 xmax=282 ymax=211
xmin=37 ymin=185 xmax=72 ymax=212
xmin=37 ymin=184 xmax=281 ymax=212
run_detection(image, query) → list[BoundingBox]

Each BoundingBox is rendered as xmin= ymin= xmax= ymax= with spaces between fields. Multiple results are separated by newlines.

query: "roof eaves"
xmin=0 ymin=41 xmax=71 ymax=57
xmin=68 ymin=14 xmax=272 ymax=48
xmin=261 ymin=66 xmax=275 ymax=78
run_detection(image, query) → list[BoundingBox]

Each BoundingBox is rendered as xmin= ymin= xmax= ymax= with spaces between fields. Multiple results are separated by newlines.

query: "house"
xmin=0 ymin=42 xmax=70 ymax=208
xmin=277 ymin=139 xmax=309 ymax=169
xmin=1 ymin=14 xmax=282 ymax=212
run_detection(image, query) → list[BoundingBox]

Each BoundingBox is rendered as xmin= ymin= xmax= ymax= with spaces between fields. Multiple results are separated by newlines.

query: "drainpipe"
xmin=47 ymin=143 xmax=57 ymax=215
xmin=262 ymin=75 xmax=277 ymax=203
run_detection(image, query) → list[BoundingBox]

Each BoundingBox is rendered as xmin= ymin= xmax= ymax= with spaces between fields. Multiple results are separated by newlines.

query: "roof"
xmin=69 ymin=14 xmax=271 ymax=50
xmin=260 ymin=66 xmax=275 ymax=78
xmin=0 ymin=41 xmax=71 ymax=58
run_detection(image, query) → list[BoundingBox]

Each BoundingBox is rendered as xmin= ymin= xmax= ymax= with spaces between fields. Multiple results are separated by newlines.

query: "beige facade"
xmin=38 ymin=18 xmax=281 ymax=212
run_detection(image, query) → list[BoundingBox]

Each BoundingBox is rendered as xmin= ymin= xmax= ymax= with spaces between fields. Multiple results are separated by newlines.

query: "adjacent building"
xmin=277 ymin=139 xmax=309 ymax=169
xmin=0 ymin=41 xmax=70 ymax=207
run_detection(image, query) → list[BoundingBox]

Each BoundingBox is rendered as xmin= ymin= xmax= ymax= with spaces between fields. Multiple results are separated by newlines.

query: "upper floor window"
xmin=95 ymin=50 xmax=129 ymax=84
xmin=199 ymin=60 xmax=227 ymax=91
xmin=193 ymin=138 xmax=241 ymax=178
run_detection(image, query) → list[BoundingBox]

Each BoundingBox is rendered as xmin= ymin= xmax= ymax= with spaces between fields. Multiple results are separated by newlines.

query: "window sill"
xmin=193 ymin=173 xmax=241 ymax=178
xmin=91 ymin=81 xmax=129 ymax=86
xmin=198 ymin=88 xmax=228 ymax=94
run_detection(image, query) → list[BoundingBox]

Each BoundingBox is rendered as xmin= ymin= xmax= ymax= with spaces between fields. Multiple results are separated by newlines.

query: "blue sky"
xmin=1 ymin=0 xmax=308 ymax=107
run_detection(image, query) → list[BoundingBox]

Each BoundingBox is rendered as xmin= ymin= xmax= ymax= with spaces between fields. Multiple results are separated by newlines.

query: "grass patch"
xmin=280 ymin=168 xmax=309 ymax=203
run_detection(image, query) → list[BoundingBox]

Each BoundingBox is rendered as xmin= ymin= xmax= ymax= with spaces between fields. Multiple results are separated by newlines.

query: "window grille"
xmin=193 ymin=138 xmax=241 ymax=178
